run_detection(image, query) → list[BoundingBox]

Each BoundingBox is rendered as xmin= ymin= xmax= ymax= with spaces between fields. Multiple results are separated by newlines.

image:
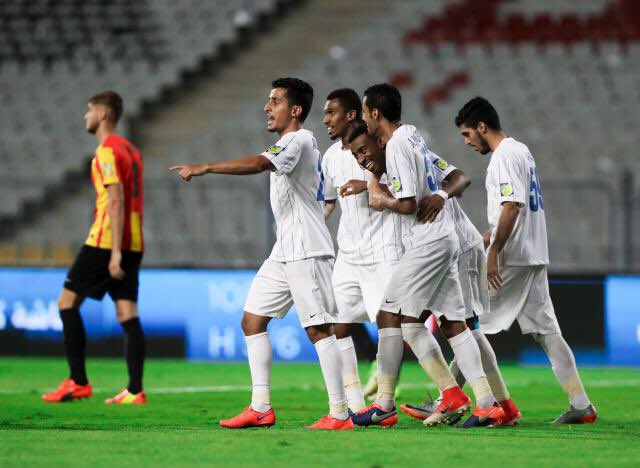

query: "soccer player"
xmin=455 ymin=96 xmax=597 ymax=424
xmin=170 ymin=78 xmax=352 ymax=430
xmin=43 ymin=91 xmax=147 ymax=405
xmin=400 ymin=151 xmax=522 ymax=426
xmin=348 ymin=83 xmax=504 ymax=429
xmin=321 ymin=88 xmax=403 ymax=412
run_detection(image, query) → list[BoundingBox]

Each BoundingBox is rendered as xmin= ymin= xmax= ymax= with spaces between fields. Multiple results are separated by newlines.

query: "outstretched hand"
xmin=169 ymin=164 xmax=207 ymax=181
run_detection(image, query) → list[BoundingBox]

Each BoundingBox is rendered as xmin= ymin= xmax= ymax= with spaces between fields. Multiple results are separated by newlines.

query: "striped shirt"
xmin=428 ymin=151 xmax=483 ymax=253
xmin=262 ymin=129 xmax=335 ymax=262
xmin=322 ymin=141 xmax=403 ymax=265
xmin=385 ymin=125 xmax=456 ymax=250
xmin=85 ymin=134 xmax=144 ymax=252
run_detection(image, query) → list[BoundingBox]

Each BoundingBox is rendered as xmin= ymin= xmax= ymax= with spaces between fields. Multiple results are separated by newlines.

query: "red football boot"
xmin=42 ymin=379 xmax=92 ymax=403
xmin=220 ymin=407 xmax=276 ymax=429
xmin=423 ymin=387 xmax=471 ymax=426
xmin=307 ymin=415 xmax=354 ymax=430
xmin=500 ymin=399 xmax=522 ymax=426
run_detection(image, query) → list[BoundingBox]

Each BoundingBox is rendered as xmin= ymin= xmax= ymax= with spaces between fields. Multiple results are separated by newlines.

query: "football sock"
xmin=121 ymin=317 xmax=146 ymax=394
xmin=401 ymin=323 xmax=457 ymax=392
xmin=59 ymin=307 xmax=88 ymax=386
xmin=533 ymin=333 xmax=591 ymax=410
xmin=245 ymin=332 xmax=272 ymax=413
xmin=472 ymin=329 xmax=510 ymax=402
xmin=375 ymin=327 xmax=403 ymax=412
xmin=336 ymin=336 xmax=365 ymax=412
xmin=314 ymin=335 xmax=349 ymax=420
xmin=448 ymin=328 xmax=494 ymax=408
xmin=448 ymin=358 xmax=467 ymax=389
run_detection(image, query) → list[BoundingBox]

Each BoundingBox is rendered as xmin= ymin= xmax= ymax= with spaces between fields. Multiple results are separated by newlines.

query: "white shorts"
xmin=458 ymin=243 xmax=489 ymax=319
xmin=380 ymin=232 xmax=466 ymax=321
xmin=244 ymin=257 xmax=338 ymax=328
xmin=481 ymin=264 xmax=561 ymax=335
xmin=332 ymin=255 xmax=398 ymax=323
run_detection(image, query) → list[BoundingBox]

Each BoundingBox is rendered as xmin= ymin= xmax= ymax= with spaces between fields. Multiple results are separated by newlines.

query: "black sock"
xmin=60 ymin=308 xmax=88 ymax=385
xmin=121 ymin=317 xmax=146 ymax=394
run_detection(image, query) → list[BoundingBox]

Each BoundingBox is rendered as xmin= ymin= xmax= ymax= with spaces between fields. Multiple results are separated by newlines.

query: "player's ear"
xmin=346 ymin=109 xmax=357 ymax=123
xmin=477 ymin=122 xmax=487 ymax=134
xmin=371 ymin=108 xmax=380 ymax=120
xmin=291 ymin=105 xmax=303 ymax=120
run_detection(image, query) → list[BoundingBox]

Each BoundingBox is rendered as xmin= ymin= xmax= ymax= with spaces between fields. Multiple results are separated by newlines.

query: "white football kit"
xmin=379 ymin=125 xmax=466 ymax=321
xmin=244 ymin=129 xmax=338 ymax=328
xmin=482 ymin=137 xmax=560 ymax=335
xmin=322 ymin=141 xmax=403 ymax=323
xmin=429 ymin=152 xmax=489 ymax=319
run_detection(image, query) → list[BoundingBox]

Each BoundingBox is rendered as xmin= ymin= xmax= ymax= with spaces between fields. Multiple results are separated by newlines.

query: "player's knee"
xmin=333 ymin=323 xmax=351 ymax=339
xmin=440 ymin=318 xmax=467 ymax=339
xmin=241 ymin=312 xmax=267 ymax=335
xmin=305 ymin=324 xmax=332 ymax=343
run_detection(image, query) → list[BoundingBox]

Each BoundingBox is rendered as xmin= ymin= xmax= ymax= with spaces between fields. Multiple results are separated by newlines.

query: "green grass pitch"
xmin=1 ymin=358 xmax=639 ymax=467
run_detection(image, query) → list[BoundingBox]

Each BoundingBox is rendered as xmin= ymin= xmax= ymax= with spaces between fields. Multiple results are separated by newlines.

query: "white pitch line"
xmin=1 ymin=379 xmax=639 ymax=395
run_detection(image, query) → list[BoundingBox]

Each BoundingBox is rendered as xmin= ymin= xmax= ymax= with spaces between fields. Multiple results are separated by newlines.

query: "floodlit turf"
xmin=1 ymin=358 xmax=639 ymax=467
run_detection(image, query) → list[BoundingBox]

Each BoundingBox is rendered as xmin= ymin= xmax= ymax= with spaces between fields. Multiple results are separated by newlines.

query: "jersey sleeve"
xmin=321 ymin=152 xmax=337 ymax=201
xmin=262 ymin=134 xmax=302 ymax=175
xmin=95 ymin=145 xmax=121 ymax=186
xmin=496 ymin=153 xmax=527 ymax=206
xmin=386 ymin=140 xmax=417 ymax=199
xmin=429 ymin=151 xmax=456 ymax=187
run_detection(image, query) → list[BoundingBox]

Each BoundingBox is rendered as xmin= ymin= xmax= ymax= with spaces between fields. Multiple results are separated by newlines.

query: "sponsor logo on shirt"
xmin=267 ymin=145 xmax=283 ymax=155
xmin=102 ymin=162 xmax=115 ymax=177
xmin=500 ymin=182 xmax=513 ymax=197
xmin=436 ymin=158 xmax=449 ymax=170
xmin=392 ymin=176 xmax=402 ymax=193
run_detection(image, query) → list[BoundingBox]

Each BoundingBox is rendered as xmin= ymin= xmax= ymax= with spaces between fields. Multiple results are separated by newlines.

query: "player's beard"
xmin=86 ymin=122 xmax=99 ymax=134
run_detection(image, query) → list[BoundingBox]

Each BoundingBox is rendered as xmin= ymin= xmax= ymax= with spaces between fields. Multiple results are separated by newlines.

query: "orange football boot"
xmin=307 ymin=415 xmax=354 ymax=430
xmin=42 ymin=379 xmax=92 ymax=403
xmin=220 ymin=407 xmax=276 ymax=428
xmin=105 ymin=389 xmax=147 ymax=404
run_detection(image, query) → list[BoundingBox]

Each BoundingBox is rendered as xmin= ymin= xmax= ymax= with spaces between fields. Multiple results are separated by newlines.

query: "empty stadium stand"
xmin=1 ymin=0 xmax=638 ymax=271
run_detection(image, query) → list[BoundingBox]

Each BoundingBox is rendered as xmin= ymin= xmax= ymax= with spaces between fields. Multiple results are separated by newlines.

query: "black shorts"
xmin=64 ymin=245 xmax=143 ymax=302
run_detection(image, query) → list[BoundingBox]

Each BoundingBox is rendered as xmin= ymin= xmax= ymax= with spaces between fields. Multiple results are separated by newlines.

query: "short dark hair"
xmin=363 ymin=83 xmax=401 ymax=122
xmin=326 ymin=88 xmax=362 ymax=122
xmin=271 ymin=77 xmax=314 ymax=122
xmin=88 ymin=90 xmax=123 ymax=124
xmin=347 ymin=123 xmax=370 ymax=144
xmin=454 ymin=96 xmax=501 ymax=130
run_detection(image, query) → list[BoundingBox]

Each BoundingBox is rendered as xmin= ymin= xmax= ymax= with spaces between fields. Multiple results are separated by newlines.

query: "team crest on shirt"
xmin=267 ymin=145 xmax=283 ymax=155
xmin=435 ymin=158 xmax=449 ymax=170
xmin=392 ymin=176 xmax=402 ymax=193
xmin=500 ymin=182 xmax=513 ymax=197
xmin=102 ymin=162 xmax=115 ymax=177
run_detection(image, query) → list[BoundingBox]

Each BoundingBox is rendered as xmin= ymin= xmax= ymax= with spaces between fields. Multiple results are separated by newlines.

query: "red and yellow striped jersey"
xmin=85 ymin=134 xmax=144 ymax=252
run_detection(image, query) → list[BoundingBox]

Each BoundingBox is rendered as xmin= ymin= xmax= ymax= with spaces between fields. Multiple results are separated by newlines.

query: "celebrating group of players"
xmin=42 ymin=77 xmax=597 ymax=430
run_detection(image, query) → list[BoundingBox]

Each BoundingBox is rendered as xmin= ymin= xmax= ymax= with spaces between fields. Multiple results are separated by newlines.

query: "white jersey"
xmin=262 ymin=129 xmax=335 ymax=262
xmin=322 ymin=141 xmax=403 ymax=265
xmin=429 ymin=151 xmax=483 ymax=253
xmin=486 ymin=137 xmax=549 ymax=266
xmin=385 ymin=124 xmax=456 ymax=250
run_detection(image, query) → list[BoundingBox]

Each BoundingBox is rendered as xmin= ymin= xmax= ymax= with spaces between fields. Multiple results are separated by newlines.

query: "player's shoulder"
xmin=495 ymin=137 xmax=529 ymax=157
xmin=324 ymin=140 xmax=343 ymax=155
xmin=102 ymin=134 xmax=139 ymax=156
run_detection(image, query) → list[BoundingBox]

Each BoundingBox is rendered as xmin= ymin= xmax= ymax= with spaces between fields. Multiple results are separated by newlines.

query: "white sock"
xmin=401 ymin=323 xmax=457 ymax=392
xmin=472 ymin=329 xmax=510 ymax=402
xmin=448 ymin=358 xmax=468 ymax=389
xmin=534 ymin=333 xmax=591 ymax=409
xmin=337 ymin=336 xmax=365 ymax=412
xmin=314 ymin=335 xmax=349 ymax=420
xmin=245 ymin=332 xmax=272 ymax=413
xmin=448 ymin=328 xmax=494 ymax=408
xmin=375 ymin=327 xmax=404 ymax=411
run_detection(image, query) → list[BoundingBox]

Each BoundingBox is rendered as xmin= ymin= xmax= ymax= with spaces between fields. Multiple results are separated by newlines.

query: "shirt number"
xmin=529 ymin=167 xmax=543 ymax=212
